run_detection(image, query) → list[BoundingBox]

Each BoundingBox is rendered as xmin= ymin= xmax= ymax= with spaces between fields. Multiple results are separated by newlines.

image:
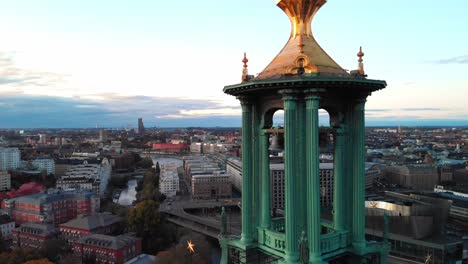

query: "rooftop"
xmin=60 ymin=213 xmax=122 ymax=231
xmin=78 ymin=233 xmax=140 ymax=250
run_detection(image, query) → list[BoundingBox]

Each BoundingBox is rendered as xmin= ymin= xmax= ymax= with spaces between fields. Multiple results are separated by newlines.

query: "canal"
xmin=117 ymin=157 xmax=183 ymax=206
xmin=117 ymin=179 xmax=138 ymax=206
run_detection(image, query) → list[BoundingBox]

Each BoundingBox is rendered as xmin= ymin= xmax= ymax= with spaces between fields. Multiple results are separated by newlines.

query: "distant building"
xmin=31 ymin=158 xmax=56 ymax=175
xmin=228 ymin=161 xmax=380 ymax=211
xmin=59 ymin=213 xmax=122 ymax=243
xmin=152 ymin=143 xmax=189 ymax=154
xmin=0 ymin=170 xmax=11 ymax=191
xmin=38 ymin=134 xmax=47 ymax=144
xmin=3 ymin=189 xmax=100 ymax=225
xmin=159 ymin=163 xmax=179 ymax=197
xmin=365 ymin=192 xmax=463 ymax=263
xmin=57 ymin=159 xmax=111 ymax=196
xmin=191 ymin=172 xmax=231 ymax=200
xmin=365 ymin=163 xmax=384 ymax=190
xmin=0 ymin=147 xmax=20 ymax=170
xmin=137 ymin=118 xmax=145 ymax=135
xmin=99 ymin=129 xmax=109 ymax=142
xmin=0 ymin=214 xmax=15 ymax=239
xmin=73 ymin=233 xmax=142 ymax=264
xmin=12 ymin=222 xmax=58 ymax=249
xmin=226 ymin=158 xmax=242 ymax=191
xmin=190 ymin=142 xmax=203 ymax=153
xmin=0 ymin=182 xmax=45 ymax=202
xmin=384 ymin=164 xmax=438 ymax=191
xmin=433 ymin=185 xmax=468 ymax=222
xmin=270 ymin=163 xmax=334 ymax=210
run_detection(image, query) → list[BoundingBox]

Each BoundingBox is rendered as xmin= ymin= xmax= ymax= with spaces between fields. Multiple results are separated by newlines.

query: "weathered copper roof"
xmin=256 ymin=0 xmax=348 ymax=80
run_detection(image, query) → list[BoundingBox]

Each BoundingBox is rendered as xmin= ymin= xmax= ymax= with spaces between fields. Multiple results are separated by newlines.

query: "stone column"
xmin=281 ymin=90 xmax=300 ymax=263
xmin=260 ymin=131 xmax=271 ymax=228
xmin=239 ymin=96 xmax=254 ymax=245
xmin=305 ymin=93 xmax=322 ymax=262
xmin=297 ymin=99 xmax=307 ymax=232
xmin=333 ymin=125 xmax=346 ymax=231
xmin=352 ymin=100 xmax=366 ymax=249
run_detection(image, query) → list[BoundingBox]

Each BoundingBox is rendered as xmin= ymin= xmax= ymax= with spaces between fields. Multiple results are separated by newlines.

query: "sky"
xmin=0 ymin=0 xmax=467 ymax=128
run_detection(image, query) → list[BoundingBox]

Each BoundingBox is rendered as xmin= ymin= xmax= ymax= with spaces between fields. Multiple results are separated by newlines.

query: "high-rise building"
xmin=219 ymin=0 xmax=388 ymax=262
xmin=0 ymin=147 xmax=21 ymax=170
xmin=137 ymin=118 xmax=145 ymax=135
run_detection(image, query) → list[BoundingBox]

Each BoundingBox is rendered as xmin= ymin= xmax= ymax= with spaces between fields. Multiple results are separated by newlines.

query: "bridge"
xmin=160 ymin=197 xmax=242 ymax=239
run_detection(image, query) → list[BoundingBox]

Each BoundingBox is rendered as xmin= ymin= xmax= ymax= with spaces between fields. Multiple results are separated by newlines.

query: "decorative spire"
xmin=357 ymin=46 xmax=365 ymax=76
xmin=242 ymin=52 xmax=249 ymax=68
xmin=255 ymin=0 xmax=348 ymax=80
xmin=242 ymin=52 xmax=250 ymax=82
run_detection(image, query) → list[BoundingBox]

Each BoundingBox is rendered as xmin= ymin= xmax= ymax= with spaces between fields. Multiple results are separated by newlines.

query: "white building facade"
xmin=57 ymin=159 xmax=111 ymax=196
xmin=32 ymin=158 xmax=56 ymax=175
xmin=159 ymin=163 xmax=180 ymax=197
xmin=0 ymin=148 xmax=21 ymax=170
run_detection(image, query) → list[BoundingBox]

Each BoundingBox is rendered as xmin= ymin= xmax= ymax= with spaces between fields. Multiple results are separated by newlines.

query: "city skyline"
xmin=1 ymin=0 xmax=467 ymax=128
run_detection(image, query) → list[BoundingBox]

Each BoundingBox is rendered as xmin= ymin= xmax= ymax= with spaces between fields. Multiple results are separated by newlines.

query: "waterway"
xmin=117 ymin=157 xmax=182 ymax=206
xmin=117 ymin=179 xmax=138 ymax=206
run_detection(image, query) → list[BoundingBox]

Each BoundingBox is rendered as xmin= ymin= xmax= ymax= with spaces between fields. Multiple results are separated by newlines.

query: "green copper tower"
xmin=219 ymin=0 xmax=388 ymax=263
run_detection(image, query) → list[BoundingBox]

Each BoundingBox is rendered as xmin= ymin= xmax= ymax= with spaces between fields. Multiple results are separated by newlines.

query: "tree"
xmin=23 ymin=259 xmax=54 ymax=264
xmin=40 ymin=239 xmax=71 ymax=263
xmin=156 ymin=233 xmax=212 ymax=264
xmin=127 ymin=200 xmax=171 ymax=253
xmin=0 ymin=232 xmax=7 ymax=253
xmin=137 ymin=157 xmax=154 ymax=169
xmin=128 ymin=200 xmax=160 ymax=237
xmin=0 ymin=248 xmax=42 ymax=264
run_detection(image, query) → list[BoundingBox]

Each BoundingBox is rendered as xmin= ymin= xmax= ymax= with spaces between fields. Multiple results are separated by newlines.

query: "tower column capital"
xmin=279 ymin=89 xmax=300 ymax=101
xmin=237 ymin=96 xmax=254 ymax=111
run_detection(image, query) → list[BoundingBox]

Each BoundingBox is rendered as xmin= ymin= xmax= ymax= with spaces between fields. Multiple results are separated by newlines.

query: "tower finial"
xmin=242 ymin=52 xmax=250 ymax=82
xmin=357 ymin=46 xmax=365 ymax=76
xmin=242 ymin=52 xmax=249 ymax=68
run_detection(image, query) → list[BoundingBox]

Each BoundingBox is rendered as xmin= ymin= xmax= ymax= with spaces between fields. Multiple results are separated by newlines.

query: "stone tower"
xmin=219 ymin=0 xmax=389 ymax=263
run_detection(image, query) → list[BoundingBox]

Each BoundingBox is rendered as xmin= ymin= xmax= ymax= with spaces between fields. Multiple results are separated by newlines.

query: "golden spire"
xmin=357 ymin=46 xmax=365 ymax=76
xmin=242 ymin=52 xmax=249 ymax=82
xmin=256 ymin=0 xmax=348 ymax=80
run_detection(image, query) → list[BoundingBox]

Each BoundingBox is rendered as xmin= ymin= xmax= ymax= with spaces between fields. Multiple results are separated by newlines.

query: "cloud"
xmin=0 ymin=51 xmax=66 ymax=89
xmin=430 ymin=55 xmax=468 ymax=64
xmin=0 ymin=94 xmax=241 ymax=128
xmin=0 ymin=94 xmax=465 ymax=128
xmin=400 ymin=108 xmax=442 ymax=111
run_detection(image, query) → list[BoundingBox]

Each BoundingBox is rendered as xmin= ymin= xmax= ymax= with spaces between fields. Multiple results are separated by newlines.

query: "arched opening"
xmin=267 ymin=109 xmax=285 ymax=220
xmin=318 ymin=109 xmax=335 ymax=218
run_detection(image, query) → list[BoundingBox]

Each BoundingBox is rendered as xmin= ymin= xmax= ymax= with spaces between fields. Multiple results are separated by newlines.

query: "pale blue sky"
xmin=0 ymin=0 xmax=467 ymax=127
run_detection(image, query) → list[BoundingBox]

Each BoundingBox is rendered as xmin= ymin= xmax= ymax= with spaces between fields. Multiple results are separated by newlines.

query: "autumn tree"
xmin=156 ymin=233 xmax=212 ymax=264
xmin=23 ymin=258 xmax=54 ymax=264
